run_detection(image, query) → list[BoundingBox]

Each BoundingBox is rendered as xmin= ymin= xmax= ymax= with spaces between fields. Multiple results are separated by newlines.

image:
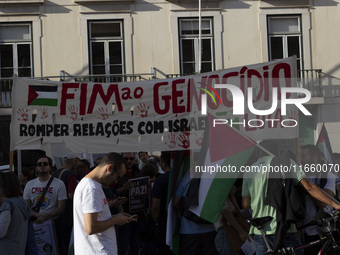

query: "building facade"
xmin=1 ymin=0 xmax=340 ymax=165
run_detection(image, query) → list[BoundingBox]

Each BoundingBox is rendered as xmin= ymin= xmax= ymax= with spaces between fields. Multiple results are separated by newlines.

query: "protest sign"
xmin=33 ymin=220 xmax=58 ymax=255
xmin=129 ymin=177 xmax=150 ymax=212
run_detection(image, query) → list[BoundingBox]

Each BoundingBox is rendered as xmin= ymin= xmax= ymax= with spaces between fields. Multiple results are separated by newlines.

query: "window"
xmin=179 ymin=18 xmax=214 ymax=75
xmin=268 ymin=16 xmax=302 ymax=72
xmin=0 ymin=23 xmax=33 ymax=78
xmin=89 ymin=21 xmax=124 ymax=82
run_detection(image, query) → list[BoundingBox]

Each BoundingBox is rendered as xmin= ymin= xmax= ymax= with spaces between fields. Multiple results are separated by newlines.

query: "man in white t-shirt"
xmin=24 ymin=155 xmax=68 ymax=254
xmin=24 ymin=155 xmax=67 ymax=223
xmin=73 ymin=152 xmax=136 ymax=255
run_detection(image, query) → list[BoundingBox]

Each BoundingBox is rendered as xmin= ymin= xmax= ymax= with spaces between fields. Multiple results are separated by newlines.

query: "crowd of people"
xmin=1 ymin=143 xmax=340 ymax=255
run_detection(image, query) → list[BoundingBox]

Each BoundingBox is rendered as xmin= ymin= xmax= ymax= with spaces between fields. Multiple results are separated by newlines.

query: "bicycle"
xmin=246 ymin=210 xmax=340 ymax=255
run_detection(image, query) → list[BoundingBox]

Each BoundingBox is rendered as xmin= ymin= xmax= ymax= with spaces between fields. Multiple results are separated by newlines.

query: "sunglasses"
xmin=124 ymin=157 xmax=135 ymax=161
xmin=37 ymin=162 xmax=49 ymax=167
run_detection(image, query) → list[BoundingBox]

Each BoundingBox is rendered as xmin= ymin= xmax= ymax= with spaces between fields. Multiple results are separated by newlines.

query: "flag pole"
xmin=198 ymin=0 xmax=202 ymax=74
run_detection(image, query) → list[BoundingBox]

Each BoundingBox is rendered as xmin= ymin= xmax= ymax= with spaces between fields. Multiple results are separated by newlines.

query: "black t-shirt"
xmin=151 ymin=171 xmax=170 ymax=219
xmin=103 ymin=187 xmax=120 ymax=215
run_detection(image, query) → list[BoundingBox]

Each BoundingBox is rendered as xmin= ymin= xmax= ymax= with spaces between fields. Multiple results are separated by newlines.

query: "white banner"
xmin=10 ymin=57 xmax=301 ymax=153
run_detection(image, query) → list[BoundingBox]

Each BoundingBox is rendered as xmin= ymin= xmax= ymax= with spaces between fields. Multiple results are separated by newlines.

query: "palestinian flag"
xmin=188 ymin=114 xmax=256 ymax=223
xmin=166 ymin=115 xmax=256 ymax=253
xmin=316 ymin=123 xmax=334 ymax=164
xmin=28 ymin=85 xmax=58 ymax=106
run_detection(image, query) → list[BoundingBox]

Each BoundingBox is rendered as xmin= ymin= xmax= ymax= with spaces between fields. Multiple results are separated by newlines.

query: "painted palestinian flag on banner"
xmin=27 ymin=85 xmax=58 ymax=106
xmin=188 ymin=114 xmax=256 ymax=223
xmin=316 ymin=123 xmax=334 ymax=164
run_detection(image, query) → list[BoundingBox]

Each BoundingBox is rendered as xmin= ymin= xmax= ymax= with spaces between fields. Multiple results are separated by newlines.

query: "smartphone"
xmin=130 ymin=214 xmax=138 ymax=218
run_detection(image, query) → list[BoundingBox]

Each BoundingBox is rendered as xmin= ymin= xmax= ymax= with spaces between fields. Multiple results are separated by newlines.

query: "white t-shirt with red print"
xmin=23 ymin=177 xmax=67 ymax=214
xmin=73 ymin=177 xmax=117 ymax=255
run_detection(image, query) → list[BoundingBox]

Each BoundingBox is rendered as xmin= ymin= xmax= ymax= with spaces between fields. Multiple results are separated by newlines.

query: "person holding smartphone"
xmin=73 ymin=152 xmax=136 ymax=255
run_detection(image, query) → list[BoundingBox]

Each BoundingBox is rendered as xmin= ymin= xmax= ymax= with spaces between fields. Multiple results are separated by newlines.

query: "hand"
xmin=178 ymin=134 xmax=190 ymax=149
xmin=165 ymin=134 xmax=176 ymax=149
xmin=40 ymin=107 xmax=48 ymax=119
xmin=109 ymin=197 xmax=127 ymax=208
xmin=114 ymin=213 xmax=137 ymax=226
xmin=67 ymin=105 xmax=78 ymax=121
xmin=137 ymin=103 xmax=150 ymax=118
xmin=17 ymin=108 xmax=29 ymax=121
xmin=117 ymin=197 xmax=128 ymax=204
xmin=98 ymin=107 xmax=109 ymax=120
xmin=333 ymin=204 xmax=340 ymax=211
xmin=35 ymin=213 xmax=50 ymax=224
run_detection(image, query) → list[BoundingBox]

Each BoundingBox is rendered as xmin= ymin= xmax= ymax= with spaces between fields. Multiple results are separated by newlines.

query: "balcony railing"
xmin=298 ymin=69 xmax=323 ymax=97
xmin=0 ymin=69 xmax=324 ymax=108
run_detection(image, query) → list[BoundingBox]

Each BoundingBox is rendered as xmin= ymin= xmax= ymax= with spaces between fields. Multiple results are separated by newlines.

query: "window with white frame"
xmin=0 ymin=23 xmax=33 ymax=78
xmin=268 ymin=16 xmax=302 ymax=72
xmin=179 ymin=18 xmax=214 ymax=75
xmin=89 ymin=21 xmax=125 ymax=81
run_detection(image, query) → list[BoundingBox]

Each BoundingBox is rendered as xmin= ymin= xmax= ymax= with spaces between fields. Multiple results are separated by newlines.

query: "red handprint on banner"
xmin=40 ymin=107 xmax=48 ymax=119
xmin=98 ymin=107 xmax=109 ymax=120
xmin=17 ymin=108 xmax=29 ymax=121
xmin=137 ymin=103 xmax=150 ymax=118
xmin=164 ymin=134 xmax=176 ymax=149
xmin=182 ymin=129 xmax=190 ymax=137
xmin=67 ymin=105 xmax=78 ymax=121
xmin=178 ymin=133 xmax=190 ymax=149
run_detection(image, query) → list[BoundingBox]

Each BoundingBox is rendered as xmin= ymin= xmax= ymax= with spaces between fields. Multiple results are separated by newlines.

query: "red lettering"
xmin=153 ymin=82 xmax=170 ymax=114
xmin=87 ymin=84 xmax=122 ymax=114
xmin=240 ymin=66 xmax=248 ymax=92
xmin=221 ymin=72 xmax=238 ymax=107
xmin=187 ymin=78 xmax=203 ymax=112
xmin=60 ymin=83 xmax=79 ymax=115
xmin=172 ymin=79 xmax=186 ymax=113
xmin=247 ymin=69 xmax=263 ymax=102
xmin=79 ymin=83 xmax=87 ymax=115
xmin=263 ymin=66 xmax=270 ymax=101
xmin=31 ymin=187 xmax=54 ymax=194
xmin=272 ymin=63 xmax=292 ymax=100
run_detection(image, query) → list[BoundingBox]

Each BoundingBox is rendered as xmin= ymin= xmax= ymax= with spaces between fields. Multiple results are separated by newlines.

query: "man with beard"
xmin=24 ymin=155 xmax=67 ymax=252
xmin=24 ymin=155 xmax=67 ymax=222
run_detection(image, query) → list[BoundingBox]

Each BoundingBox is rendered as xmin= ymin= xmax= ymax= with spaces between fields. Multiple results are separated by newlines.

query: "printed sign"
xmin=129 ymin=177 xmax=150 ymax=213
xmin=33 ymin=220 xmax=58 ymax=255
